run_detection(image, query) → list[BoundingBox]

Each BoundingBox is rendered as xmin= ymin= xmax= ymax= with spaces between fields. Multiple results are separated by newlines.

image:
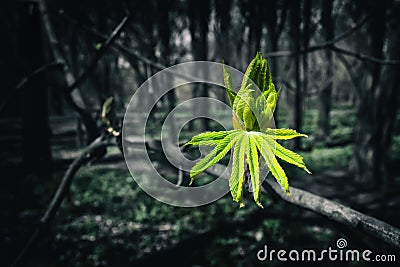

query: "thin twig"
xmin=57 ymin=12 xmax=206 ymax=82
xmin=331 ymin=45 xmax=400 ymax=65
xmin=264 ymin=15 xmax=370 ymax=58
xmin=334 ymin=52 xmax=361 ymax=98
xmin=15 ymin=62 xmax=64 ymax=89
xmin=0 ymin=62 xmax=63 ymax=114
xmin=66 ymin=15 xmax=130 ymax=93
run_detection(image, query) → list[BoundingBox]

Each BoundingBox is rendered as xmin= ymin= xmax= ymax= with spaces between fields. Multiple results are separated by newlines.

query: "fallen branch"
xmin=11 ymin=136 xmax=114 ymax=267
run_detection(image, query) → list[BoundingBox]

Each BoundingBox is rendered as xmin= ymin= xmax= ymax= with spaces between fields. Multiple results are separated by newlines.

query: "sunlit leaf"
xmin=190 ymin=131 xmax=243 ymax=182
xmin=264 ymin=128 xmax=308 ymax=140
xmin=253 ymin=135 xmax=290 ymax=195
xmin=185 ymin=131 xmax=232 ymax=146
xmin=263 ymin=136 xmax=311 ymax=174
xmin=229 ymin=134 xmax=247 ymax=207
xmin=185 ymin=52 xmax=311 ymax=207
xmin=247 ymin=135 xmax=262 ymax=207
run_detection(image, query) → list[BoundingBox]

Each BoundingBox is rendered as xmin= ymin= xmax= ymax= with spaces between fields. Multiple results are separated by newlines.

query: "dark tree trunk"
xmin=215 ymin=0 xmax=232 ymax=104
xmin=19 ymin=2 xmax=51 ymax=177
xmin=38 ymin=0 xmax=99 ymax=144
xmin=289 ymin=0 xmax=302 ymax=149
xmin=302 ymin=0 xmax=311 ymax=121
xmin=157 ymin=0 xmax=177 ymax=138
xmin=188 ymin=0 xmax=210 ymax=131
xmin=265 ymin=0 xmax=287 ymax=128
xmin=353 ymin=0 xmax=397 ymax=192
xmin=317 ymin=0 xmax=333 ymax=142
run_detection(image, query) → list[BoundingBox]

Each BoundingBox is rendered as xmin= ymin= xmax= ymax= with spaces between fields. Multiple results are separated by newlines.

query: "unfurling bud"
xmin=224 ymin=52 xmax=279 ymax=131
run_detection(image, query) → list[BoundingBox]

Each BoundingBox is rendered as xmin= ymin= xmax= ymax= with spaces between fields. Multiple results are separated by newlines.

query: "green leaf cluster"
xmin=185 ymin=53 xmax=310 ymax=207
xmin=224 ymin=52 xmax=280 ymax=132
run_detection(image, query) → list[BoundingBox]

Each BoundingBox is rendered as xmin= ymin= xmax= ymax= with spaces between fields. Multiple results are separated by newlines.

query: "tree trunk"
xmin=215 ymin=0 xmax=232 ymax=104
xmin=19 ymin=1 xmax=51 ymax=177
xmin=265 ymin=0 xmax=287 ymax=128
xmin=316 ymin=0 xmax=333 ymax=142
xmin=302 ymin=0 xmax=311 ymax=123
xmin=38 ymin=0 xmax=99 ymax=144
xmin=353 ymin=0 xmax=397 ymax=192
xmin=188 ymin=0 xmax=210 ymax=131
xmin=289 ymin=0 xmax=302 ymax=149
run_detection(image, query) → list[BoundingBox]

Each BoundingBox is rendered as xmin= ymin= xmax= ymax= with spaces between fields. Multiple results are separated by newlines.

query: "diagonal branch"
xmin=263 ymin=180 xmax=400 ymax=248
xmin=65 ymin=15 xmax=130 ymax=93
xmin=145 ymin=142 xmax=400 ymax=248
xmin=10 ymin=136 xmax=115 ymax=267
xmin=38 ymin=0 xmax=99 ymax=142
xmin=0 ymin=61 xmax=64 ymax=114
xmin=202 ymin=164 xmax=400 ymax=248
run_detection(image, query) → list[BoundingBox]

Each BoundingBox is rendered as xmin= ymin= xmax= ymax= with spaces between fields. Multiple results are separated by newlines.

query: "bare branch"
xmin=0 ymin=62 xmax=63 ymax=114
xmin=202 ymin=162 xmax=400 ymax=248
xmin=264 ymin=179 xmax=400 ymax=248
xmin=15 ymin=62 xmax=64 ymax=89
xmin=143 ymin=141 xmax=400 ymax=248
xmin=11 ymin=136 xmax=114 ymax=267
xmin=264 ymin=15 xmax=369 ymax=58
xmin=331 ymin=45 xmax=400 ymax=65
xmin=66 ymin=15 xmax=130 ymax=93
xmin=38 ymin=0 xmax=99 ymax=142
xmin=204 ymin=164 xmax=400 ymax=248
xmin=334 ymin=52 xmax=361 ymax=98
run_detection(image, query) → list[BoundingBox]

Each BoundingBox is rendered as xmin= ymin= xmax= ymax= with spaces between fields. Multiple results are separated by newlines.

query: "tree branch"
xmin=264 ymin=180 xmax=400 ymax=248
xmin=264 ymin=15 xmax=369 ymax=58
xmin=0 ymin=61 xmax=63 ymax=114
xmin=334 ymin=52 xmax=361 ymax=98
xmin=144 ymin=141 xmax=400 ymax=248
xmin=202 ymin=164 xmax=400 ymax=248
xmin=38 ymin=0 xmax=99 ymax=142
xmin=331 ymin=45 xmax=400 ymax=65
xmin=65 ymin=15 xmax=130 ymax=93
xmin=11 ymin=136 xmax=114 ymax=267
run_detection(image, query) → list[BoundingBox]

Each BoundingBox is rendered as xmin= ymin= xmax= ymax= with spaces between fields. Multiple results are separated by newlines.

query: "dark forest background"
xmin=1 ymin=0 xmax=400 ymax=266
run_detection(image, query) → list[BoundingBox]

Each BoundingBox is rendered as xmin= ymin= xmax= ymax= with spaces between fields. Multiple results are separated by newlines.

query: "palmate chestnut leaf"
xmin=185 ymin=53 xmax=311 ymax=207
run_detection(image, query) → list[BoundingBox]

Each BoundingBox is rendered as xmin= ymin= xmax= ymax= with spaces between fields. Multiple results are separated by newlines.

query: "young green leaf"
xmin=184 ymin=52 xmax=311 ymax=208
xmin=247 ymin=135 xmax=262 ymax=207
xmin=263 ymin=136 xmax=311 ymax=174
xmin=264 ymin=128 xmax=308 ymax=140
xmin=229 ymin=134 xmax=247 ymax=207
xmin=185 ymin=131 xmax=232 ymax=146
xmin=253 ymin=135 xmax=290 ymax=195
xmin=190 ymin=131 xmax=243 ymax=183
